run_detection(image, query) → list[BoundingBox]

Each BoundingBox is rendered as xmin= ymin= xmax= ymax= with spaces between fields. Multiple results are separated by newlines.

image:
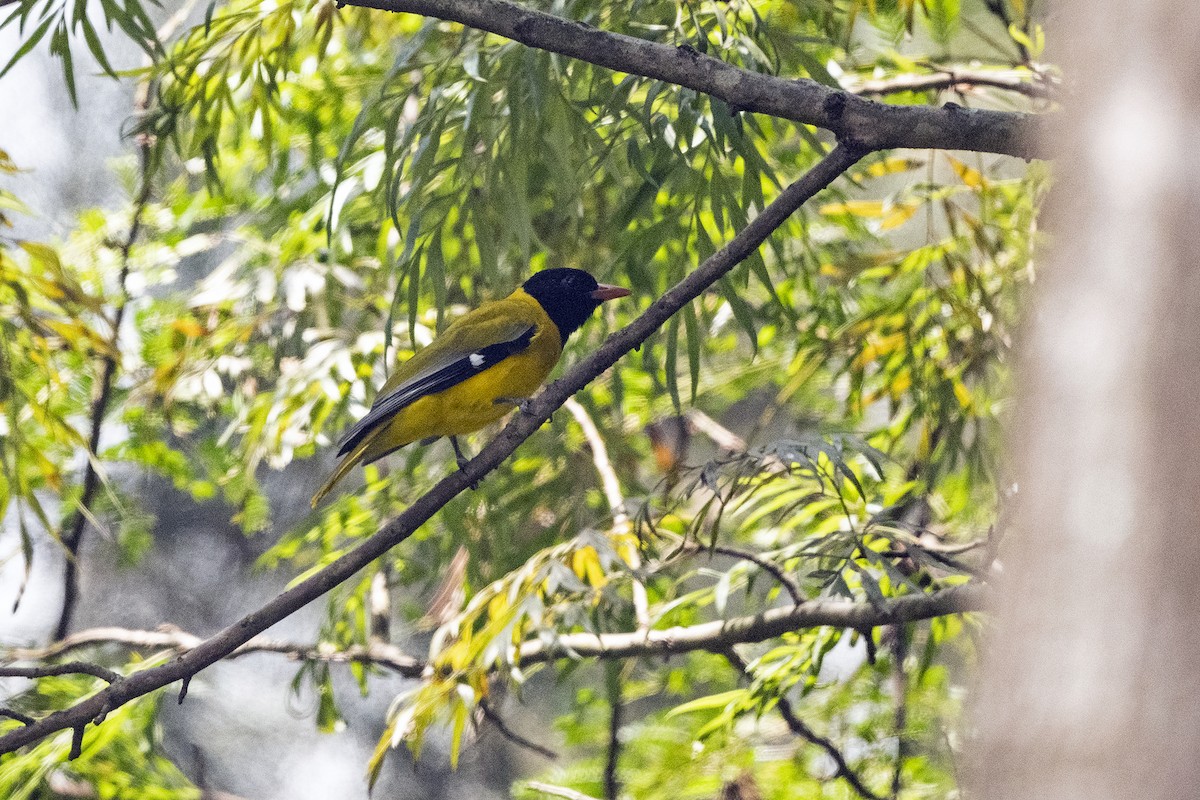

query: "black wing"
xmin=336 ymin=326 xmax=536 ymax=457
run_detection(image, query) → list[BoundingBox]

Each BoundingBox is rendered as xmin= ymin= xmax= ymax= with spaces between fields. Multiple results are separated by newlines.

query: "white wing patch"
xmin=334 ymin=325 xmax=537 ymax=457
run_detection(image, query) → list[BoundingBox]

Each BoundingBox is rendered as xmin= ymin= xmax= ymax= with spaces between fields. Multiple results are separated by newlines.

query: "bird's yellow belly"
xmin=383 ymin=346 xmax=556 ymax=443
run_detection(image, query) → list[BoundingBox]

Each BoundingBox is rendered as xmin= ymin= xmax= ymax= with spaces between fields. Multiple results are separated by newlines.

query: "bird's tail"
xmin=310 ymin=432 xmax=381 ymax=508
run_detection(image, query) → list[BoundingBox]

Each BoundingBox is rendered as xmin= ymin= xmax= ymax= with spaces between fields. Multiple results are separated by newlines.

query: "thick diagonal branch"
xmin=344 ymin=0 xmax=1046 ymax=159
xmin=0 ymin=143 xmax=863 ymax=756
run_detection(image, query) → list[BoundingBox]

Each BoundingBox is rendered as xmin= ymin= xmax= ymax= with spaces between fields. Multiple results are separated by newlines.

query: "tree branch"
xmin=0 ymin=708 xmax=36 ymax=726
xmin=0 ymin=662 xmax=122 ymax=683
xmin=686 ymin=409 xmax=748 ymax=453
xmin=724 ymin=648 xmax=881 ymax=800
xmin=890 ymin=627 xmax=909 ymax=800
xmin=667 ymin=540 xmax=805 ymax=606
xmin=603 ymin=662 xmax=623 ymax=800
xmin=53 ymin=145 xmax=150 ymax=641
xmin=514 ymin=584 xmax=981 ymax=664
xmin=526 ymin=782 xmax=603 ymax=800
xmin=0 ymin=143 xmax=862 ymax=756
xmin=343 ymin=0 xmax=1046 ymax=159
xmin=2 ymin=584 xmax=980 ymax=745
xmin=846 ymin=67 xmax=1058 ymax=100
xmin=3 ymin=627 xmax=424 ymax=678
xmin=478 ymin=699 xmax=559 ymax=760
xmin=564 ymin=397 xmax=650 ymax=631
xmin=6 ymin=586 xmax=981 ymax=674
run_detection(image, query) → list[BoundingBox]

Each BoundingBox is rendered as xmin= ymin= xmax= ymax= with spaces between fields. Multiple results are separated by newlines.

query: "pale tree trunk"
xmin=973 ymin=2 xmax=1200 ymax=798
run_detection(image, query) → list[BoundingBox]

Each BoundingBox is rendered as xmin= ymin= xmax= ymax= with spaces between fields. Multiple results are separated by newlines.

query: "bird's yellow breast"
xmin=359 ymin=290 xmax=563 ymax=462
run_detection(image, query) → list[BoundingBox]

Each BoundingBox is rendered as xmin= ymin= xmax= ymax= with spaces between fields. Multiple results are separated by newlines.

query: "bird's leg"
xmin=494 ymin=396 xmax=535 ymax=416
xmin=450 ymin=436 xmax=470 ymax=471
xmin=450 ymin=436 xmax=480 ymax=490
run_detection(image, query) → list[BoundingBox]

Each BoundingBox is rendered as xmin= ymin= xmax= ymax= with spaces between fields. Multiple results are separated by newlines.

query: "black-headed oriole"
xmin=311 ymin=268 xmax=630 ymax=506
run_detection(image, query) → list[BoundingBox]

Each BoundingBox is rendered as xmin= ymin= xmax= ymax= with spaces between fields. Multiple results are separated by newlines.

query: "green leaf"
xmin=682 ymin=299 xmax=701 ymax=403
xmin=0 ymin=12 xmax=55 ymax=81
xmin=427 ymin=228 xmax=446 ymax=330
xmin=718 ymin=276 xmax=758 ymax=356
xmin=667 ymin=689 xmax=746 ymax=717
xmin=665 ymin=314 xmax=681 ymax=413
xmin=792 ymin=47 xmax=841 ymax=89
xmin=80 ymin=18 xmax=116 ymax=77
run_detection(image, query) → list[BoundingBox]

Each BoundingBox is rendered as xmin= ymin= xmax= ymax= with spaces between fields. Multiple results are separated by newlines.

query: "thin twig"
xmin=526 ymin=782 xmax=603 ymax=800
xmin=724 ymin=648 xmax=882 ymax=800
xmin=890 ymin=627 xmax=910 ymax=800
xmin=0 ymin=662 xmax=122 ymax=683
xmin=686 ymin=409 xmax=747 ymax=452
xmin=0 ymin=143 xmax=867 ymax=756
xmin=3 ymin=627 xmax=424 ymax=677
xmin=514 ymin=585 xmax=980 ymax=663
xmin=667 ymin=539 xmax=804 ymax=606
xmin=604 ymin=662 xmax=623 ymax=800
xmin=565 ymin=397 xmax=650 ymax=631
xmin=846 ymin=67 xmax=1057 ymax=100
xmin=478 ymin=699 xmax=559 ymax=761
xmin=0 ymin=708 xmax=36 ymax=725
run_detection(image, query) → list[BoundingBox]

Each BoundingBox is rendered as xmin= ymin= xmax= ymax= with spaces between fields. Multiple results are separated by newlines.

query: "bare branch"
xmin=514 ymin=584 xmax=981 ymax=665
xmin=724 ymin=648 xmax=882 ymax=800
xmin=344 ymin=0 xmax=1046 ymax=159
xmin=479 ymin=699 xmax=559 ymax=761
xmin=564 ymin=398 xmax=628 ymax=527
xmin=846 ymin=67 xmax=1058 ymax=100
xmin=668 ymin=539 xmax=805 ymax=606
xmin=604 ymin=663 xmax=623 ymax=800
xmin=3 ymin=627 xmax=424 ymax=678
xmin=5 ymin=584 xmax=981 ymax=678
xmin=1 ymin=583 xmax=979 ymax=748
xmin=0 ymin=143 xmax=863 ymax=756
xmin=368 ymin=568 xmax=391 ymax=645
xmin=686 ymin=409 xmax=748 ymax=453
xmin=526 ymin=782 xmax=603 ymax=800
xmin=890 ymin=628 xmax=910 ymax=800
xmin=564 ymin=397 xmax=650 ymax=631
xmin=0 ymin=708 xmax=35 ymax=725
xmin=0 ymin=662 xmax=122 ymax=683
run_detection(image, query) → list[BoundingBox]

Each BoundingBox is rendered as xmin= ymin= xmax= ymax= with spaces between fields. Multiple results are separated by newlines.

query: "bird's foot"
xmin=494 ymin=396 xmax=535 ymax=415
xmin=450 ymin=437 xmax=479 ymax=489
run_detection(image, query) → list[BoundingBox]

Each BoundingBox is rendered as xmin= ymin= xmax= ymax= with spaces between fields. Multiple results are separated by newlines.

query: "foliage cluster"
xmin=0 ymin=0 xmax=1047 ymax=797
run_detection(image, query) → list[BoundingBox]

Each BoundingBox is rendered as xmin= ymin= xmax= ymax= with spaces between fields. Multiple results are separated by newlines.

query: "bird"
xmin=311 ymin=267 xmax=631 ymax=506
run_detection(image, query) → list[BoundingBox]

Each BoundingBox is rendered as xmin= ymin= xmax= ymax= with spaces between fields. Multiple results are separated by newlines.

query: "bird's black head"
xmin=521 ymin=268 xmax=630 ymax=341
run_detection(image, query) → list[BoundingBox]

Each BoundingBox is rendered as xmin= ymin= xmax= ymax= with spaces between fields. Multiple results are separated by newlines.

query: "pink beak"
xmin=591 ymin=283 xmax=632 ymax=302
